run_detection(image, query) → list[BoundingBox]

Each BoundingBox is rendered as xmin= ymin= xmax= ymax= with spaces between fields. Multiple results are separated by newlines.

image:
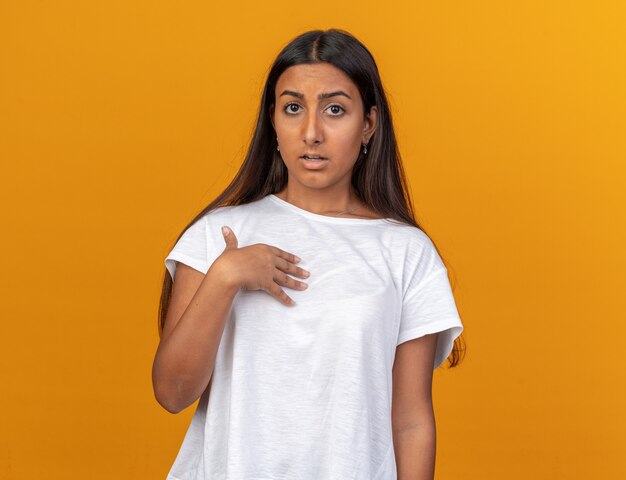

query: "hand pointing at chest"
xmin=212 ymin=225 xmax=310 ymax=306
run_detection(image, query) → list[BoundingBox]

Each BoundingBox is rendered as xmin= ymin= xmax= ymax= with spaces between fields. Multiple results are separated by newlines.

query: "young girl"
xmin=153 ymin=28 xmax=465 ymax=480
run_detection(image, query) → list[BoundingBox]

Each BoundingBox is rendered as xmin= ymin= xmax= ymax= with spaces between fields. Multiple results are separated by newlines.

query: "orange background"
xmin=1 ymin=1 xmax=625 ymax=478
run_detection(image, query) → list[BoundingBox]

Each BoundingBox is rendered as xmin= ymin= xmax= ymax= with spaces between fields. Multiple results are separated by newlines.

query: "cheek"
xmin=336 ymin=118 xmax=364 ymax=141
xmin=332 ymin=126 xmax=363 ymax=153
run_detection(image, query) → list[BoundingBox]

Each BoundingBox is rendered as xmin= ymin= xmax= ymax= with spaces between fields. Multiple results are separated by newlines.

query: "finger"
xmin=221 ymin=225 xmax=238 ymax=249
xmin=266 ymin=282 xmax=296 ymax=306
xmin=269 ymin=245 xmax=301 ymax=265
xmin=273 ymin=268 xmax=308 ymax=291
xmin=275 ymin=257 xmax=310 ymax=280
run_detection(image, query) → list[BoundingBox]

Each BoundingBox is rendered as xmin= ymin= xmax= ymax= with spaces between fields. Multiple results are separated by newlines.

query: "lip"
xmin=300 ymin=157 xmax=329 ymax=170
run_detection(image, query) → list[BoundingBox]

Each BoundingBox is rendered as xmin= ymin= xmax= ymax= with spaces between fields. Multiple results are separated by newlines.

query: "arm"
xmin=152 ymin=258 xmax=238 ymax=414
xmin=392 ymin=332 xmax=439 ymax=480
xmin=152 ymin=226 xmax=307 ymax=414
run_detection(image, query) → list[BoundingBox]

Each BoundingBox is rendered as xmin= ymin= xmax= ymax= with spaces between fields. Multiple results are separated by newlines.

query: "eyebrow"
xmin=279 ymin=89 xmax=352 ymax=100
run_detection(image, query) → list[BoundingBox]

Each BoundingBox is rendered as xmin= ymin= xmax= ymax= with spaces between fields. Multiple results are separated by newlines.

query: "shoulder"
xmin=382 ymin=223 xmax=443 ymax=280
xmin=198 ymin=201 xmax=255 ymax=226
xmin=192 ymin=200 xmax=268 ymax=239
xmin=384 ymin=222 xmax=434 ymax=254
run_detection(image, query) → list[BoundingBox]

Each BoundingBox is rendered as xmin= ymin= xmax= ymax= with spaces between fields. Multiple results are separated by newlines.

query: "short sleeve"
xmin=164 ymin=216 xmax=210 ymax=281
xmin=397 ymin=236 xmax=464 ymax=370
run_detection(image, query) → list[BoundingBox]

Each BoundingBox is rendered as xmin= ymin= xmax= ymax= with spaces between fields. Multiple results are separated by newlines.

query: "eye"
xmin=282 ymin=103 xmax=346 ymax=116
xmin=283 ymin=103 xmax=302 ymax=114
xmin=326 ymin=104 xmax=345 ymax=116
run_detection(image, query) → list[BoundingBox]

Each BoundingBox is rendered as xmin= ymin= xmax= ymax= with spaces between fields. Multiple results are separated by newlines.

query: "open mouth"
xmin=300 ymin=155 xmax=329 ymax=170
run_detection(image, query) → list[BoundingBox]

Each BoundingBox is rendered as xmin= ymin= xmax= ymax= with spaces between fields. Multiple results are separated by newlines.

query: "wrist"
xmin=208 ymin=255 xmax=241 ymax=295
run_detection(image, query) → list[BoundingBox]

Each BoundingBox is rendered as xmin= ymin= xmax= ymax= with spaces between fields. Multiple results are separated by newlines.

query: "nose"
xmin=302 ymin=109 xmax=324 ymax=146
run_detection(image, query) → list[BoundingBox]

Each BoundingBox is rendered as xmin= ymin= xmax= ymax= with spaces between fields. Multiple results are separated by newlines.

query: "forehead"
xmin=275 ymin=63 xmax=357 ymax=96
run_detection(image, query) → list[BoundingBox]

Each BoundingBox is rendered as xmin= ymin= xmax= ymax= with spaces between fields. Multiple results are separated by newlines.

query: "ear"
xmin=363 ymin=105 xmax=378 ymax=143
xmin=269 ymin=104 xmax=275 ymax=130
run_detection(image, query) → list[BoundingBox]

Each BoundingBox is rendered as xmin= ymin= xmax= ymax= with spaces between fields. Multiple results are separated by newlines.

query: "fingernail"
xmin=294 ymin=255 xmax=301 ymax=262
xmin=221 ymin=226 xmax=230 ymax=236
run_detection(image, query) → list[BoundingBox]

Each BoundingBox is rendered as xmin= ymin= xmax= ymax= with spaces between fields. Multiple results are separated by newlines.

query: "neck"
xmin=274 ymin=185 xmax=361 ymax=216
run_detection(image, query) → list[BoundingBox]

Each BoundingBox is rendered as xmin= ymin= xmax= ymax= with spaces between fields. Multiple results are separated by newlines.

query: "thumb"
xmin=221 ymin=225 xmax=238 ymax=249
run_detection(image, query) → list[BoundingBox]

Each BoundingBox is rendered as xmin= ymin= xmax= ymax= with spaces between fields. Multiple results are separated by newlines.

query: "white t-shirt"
xmin=163 ymin=193 xmax=464 ymax=480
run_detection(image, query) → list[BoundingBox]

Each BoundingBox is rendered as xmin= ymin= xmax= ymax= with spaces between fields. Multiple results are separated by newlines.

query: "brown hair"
xmin=158 ymin=28 xmax=466 ymax=368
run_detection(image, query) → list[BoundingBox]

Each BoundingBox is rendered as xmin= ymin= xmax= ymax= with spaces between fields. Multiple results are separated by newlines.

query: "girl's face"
xmin=270 ymin=63 xmax=377 ymax=192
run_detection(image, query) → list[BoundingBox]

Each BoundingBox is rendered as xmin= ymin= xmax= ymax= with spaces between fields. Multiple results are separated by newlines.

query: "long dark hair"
xmin=158 ymin=28 xmax=466 ymax=368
